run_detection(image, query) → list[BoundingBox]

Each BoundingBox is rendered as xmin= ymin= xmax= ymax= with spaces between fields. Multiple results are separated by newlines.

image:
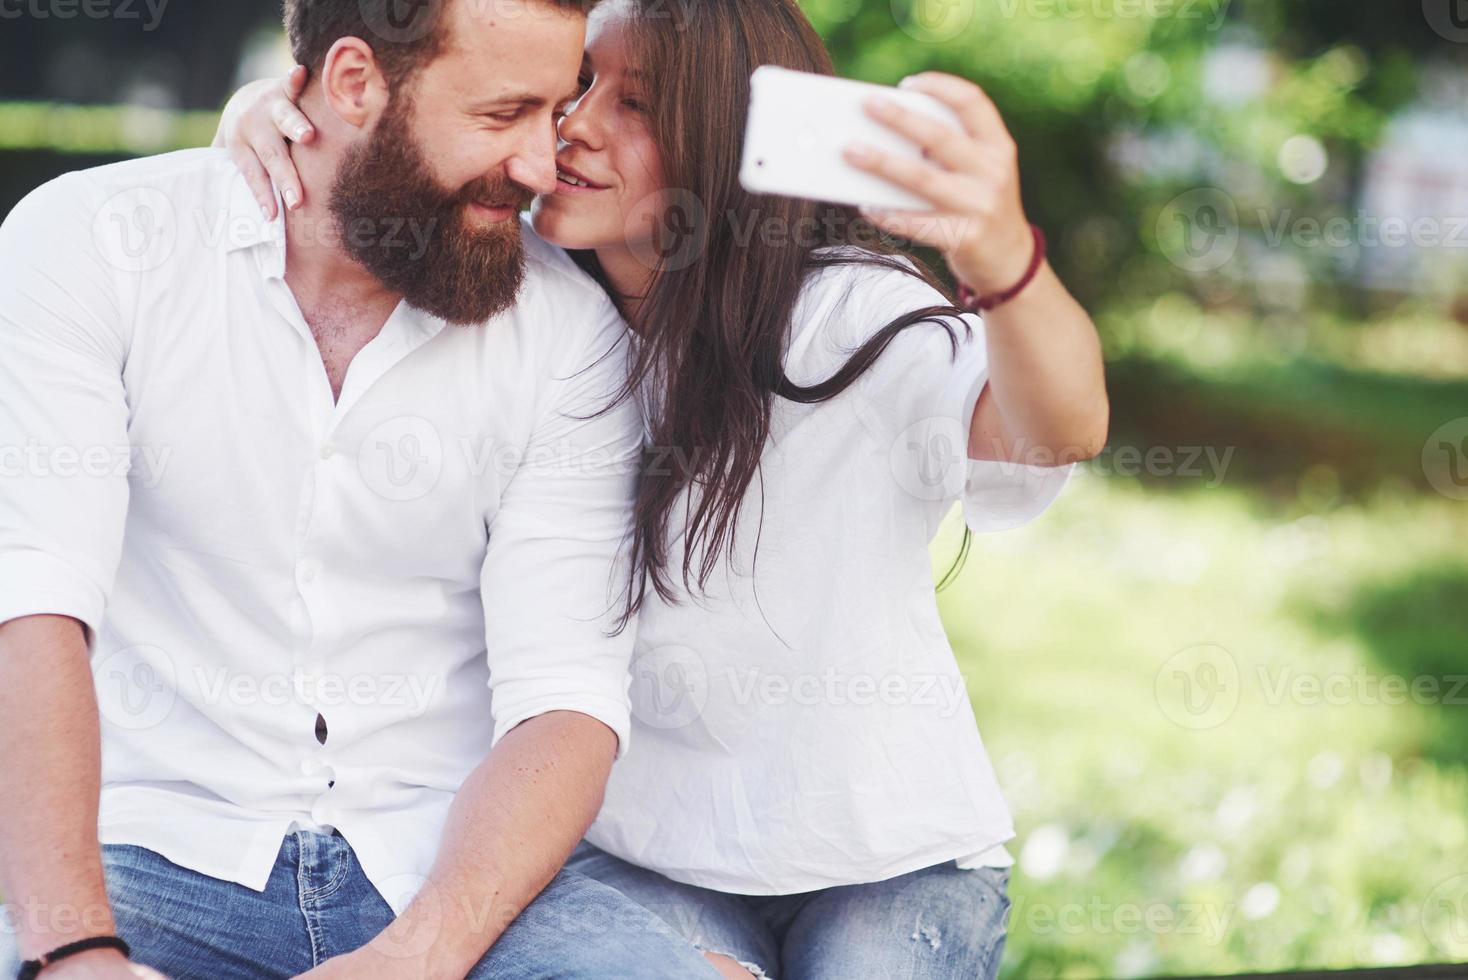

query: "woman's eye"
xmin=622 ymin=97 xmax=647 ymax=113
xmin=577 ymin=74 xmax=593 ymax=94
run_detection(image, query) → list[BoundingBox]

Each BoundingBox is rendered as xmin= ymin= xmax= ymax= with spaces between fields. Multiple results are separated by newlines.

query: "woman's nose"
xmin=557 ymin=101 xmax=596 ymax=148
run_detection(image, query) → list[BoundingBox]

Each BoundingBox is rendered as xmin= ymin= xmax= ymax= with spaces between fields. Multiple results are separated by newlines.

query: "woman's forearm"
xmin=969 ymin=262 xmax=1109 ymax=464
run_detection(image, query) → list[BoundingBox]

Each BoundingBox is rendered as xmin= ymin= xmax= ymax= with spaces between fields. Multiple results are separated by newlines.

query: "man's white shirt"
xmin=0 ymin=150 xmax=641 ymax=914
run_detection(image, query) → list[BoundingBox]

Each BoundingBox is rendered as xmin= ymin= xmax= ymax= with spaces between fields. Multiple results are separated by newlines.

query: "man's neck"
xmin=282 ymin=209 xmax=399 ymax=319
xmin=280 ymin=101 xmax=401 ymax=322
xmin=279 ymin=142 xmax=403 ymax=401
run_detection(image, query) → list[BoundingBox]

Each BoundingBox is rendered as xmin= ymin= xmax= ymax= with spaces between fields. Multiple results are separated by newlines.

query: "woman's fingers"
xmin=286 ymin=64 xmax=309 ymax=98
xmin=271 ymin=93 xmax=314 ymax=145
xmin=251 ymin=126 xmax=305 ymax=211
xmin=275 ymin=66 xmax=315 ymax=144
xmin=843 ymin=142 xmax=984 ymax=214
xmin=899 ymin=72 xmax=1013 ymax=151
xmin=229 ymin=133 xmax=280 ymax=220
xmin=863 ymin=95 xmax=975 ymax=173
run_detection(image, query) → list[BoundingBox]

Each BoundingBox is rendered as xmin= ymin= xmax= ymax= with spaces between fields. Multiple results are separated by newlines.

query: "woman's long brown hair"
xmin=596 ymin=0 xmax=973 ymax=627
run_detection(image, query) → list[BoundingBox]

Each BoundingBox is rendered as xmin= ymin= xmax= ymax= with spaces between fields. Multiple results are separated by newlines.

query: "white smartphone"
xmin=739 ymin=65 xmax=963 ymax=211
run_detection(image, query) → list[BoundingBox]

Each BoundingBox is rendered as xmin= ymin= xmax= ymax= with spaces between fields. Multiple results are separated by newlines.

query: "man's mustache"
xmin=452 ymin=176 xmax=534 ymax=213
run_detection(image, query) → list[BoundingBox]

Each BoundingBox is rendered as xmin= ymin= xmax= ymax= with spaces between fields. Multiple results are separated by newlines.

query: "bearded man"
xmin=0 ymin=1 xmax=716 ymax=977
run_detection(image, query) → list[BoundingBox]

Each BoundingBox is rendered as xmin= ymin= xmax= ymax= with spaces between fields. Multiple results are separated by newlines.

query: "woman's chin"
xmin=530 ymin=199 xmax=617 ymax=253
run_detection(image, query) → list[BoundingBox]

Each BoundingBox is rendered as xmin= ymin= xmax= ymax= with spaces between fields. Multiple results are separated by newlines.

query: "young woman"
xmin=219 ymin=1 xmax=1107 ymax=977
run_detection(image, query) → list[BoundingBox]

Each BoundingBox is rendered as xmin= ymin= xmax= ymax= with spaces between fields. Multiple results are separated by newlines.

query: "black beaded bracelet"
xmin=18 ymin=936 xmax=131 ymax=980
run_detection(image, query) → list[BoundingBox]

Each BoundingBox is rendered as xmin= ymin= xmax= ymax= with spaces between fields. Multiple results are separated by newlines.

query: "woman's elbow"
xmin=1039 ymin=398 xmax=1109 ymax=465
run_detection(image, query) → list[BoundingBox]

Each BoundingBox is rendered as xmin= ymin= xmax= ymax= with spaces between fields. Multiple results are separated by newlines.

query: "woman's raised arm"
xmin=846 ymin=72 xmax=1110 ymax=465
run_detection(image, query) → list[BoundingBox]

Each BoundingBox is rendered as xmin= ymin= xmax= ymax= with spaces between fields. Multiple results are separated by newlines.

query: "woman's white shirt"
xmin=589 ymin=255 xmax=1071 ymax=894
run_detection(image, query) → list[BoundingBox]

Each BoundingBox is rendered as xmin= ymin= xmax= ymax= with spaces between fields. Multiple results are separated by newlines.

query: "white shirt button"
xmin=319 ymin=443 xmax=336 ymax=460
xmin=299 ymin=560 xmax=320 ymax=584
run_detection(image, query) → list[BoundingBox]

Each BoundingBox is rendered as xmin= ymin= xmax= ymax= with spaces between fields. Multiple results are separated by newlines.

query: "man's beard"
xmin=329 ymin=99 xmax=531 ymax=325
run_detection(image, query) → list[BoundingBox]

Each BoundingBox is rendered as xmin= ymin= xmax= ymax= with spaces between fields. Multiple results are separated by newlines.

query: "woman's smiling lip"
xmin=555 ymin=160 xmax=611 ymax=192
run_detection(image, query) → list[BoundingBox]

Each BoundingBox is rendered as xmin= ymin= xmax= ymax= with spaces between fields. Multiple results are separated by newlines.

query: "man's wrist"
xmin=12 ymin=901 xmax=118 ymax=961
xmin=25 ymin=946 xmax=129 ymax=979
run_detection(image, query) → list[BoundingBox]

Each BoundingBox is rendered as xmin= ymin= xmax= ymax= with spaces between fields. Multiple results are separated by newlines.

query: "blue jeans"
xmin=565 ymin=843 xmax=1011 ymax=979
xmin=1 ymin=832 xmax=720 ymax=979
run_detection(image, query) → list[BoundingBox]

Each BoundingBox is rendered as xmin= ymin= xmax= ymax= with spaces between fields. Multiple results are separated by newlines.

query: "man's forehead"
xmin=428 ymin=0 xmax=586 ymax=98
xmin=440 ymin=0 xmax=587 ymax=55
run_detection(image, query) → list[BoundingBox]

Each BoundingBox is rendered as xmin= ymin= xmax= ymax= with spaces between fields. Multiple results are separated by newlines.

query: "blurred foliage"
xmin=0 ymin=102 xmax=217 ymax=154
xmin=937 ymin=475 xmax=1468 ymax=978
xmin=813 ymin=0 xmax=1464 ymax=315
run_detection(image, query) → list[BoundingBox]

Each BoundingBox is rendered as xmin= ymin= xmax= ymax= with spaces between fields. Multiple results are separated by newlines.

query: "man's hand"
xmin=40 ymin=949 xmax=166 ymax=980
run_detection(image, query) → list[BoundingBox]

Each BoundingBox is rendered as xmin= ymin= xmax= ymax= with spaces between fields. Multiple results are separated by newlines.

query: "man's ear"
xmin=319 ymin=36 xmax=391 ymax=129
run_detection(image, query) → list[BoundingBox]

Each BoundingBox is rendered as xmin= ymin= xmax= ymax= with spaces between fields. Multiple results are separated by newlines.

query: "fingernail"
xmin=293 ymin=125 xmax=310 ymax=141
xmin=259 ymin=200 xmax=272 ymax=218
xmin=846 ymin=143 xmax=876 ymax=163
xmin=899 ymin=76 xmax=922 ymax=90
xmin=284 ymin=188 xmax=300 ymax=209
xmin=867 ymin=96 xmax=897 ymax=115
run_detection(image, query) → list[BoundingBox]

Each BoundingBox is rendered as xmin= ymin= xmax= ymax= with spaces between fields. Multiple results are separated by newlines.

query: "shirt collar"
xmin=224 ymin=170 xmax=287 ymax=257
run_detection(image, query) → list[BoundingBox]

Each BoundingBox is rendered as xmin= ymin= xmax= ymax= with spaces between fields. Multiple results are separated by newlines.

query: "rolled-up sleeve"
xmin=479 ymin=301 xmax=642 ymax=756
xmin=0 ymin=175 xmax=131 ymax=637
xmin=858 ymin=286 xmax=1073 ymax=535
xmin=939 ymin=333 xmax=1073 ymax=533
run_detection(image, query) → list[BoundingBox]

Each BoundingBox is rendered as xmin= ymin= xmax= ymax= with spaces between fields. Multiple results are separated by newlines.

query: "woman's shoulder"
xmin=788 ymin=248 xmax=970 ymax=372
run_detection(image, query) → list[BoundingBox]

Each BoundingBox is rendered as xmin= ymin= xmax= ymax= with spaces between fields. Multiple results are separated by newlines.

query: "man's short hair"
xmin=284 ymin=0 xmax=596 ymax=89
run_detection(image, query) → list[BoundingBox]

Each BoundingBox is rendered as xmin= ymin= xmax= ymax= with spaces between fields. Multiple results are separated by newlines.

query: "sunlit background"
xmin=3 ymin=1 xmax=1467 ymax=977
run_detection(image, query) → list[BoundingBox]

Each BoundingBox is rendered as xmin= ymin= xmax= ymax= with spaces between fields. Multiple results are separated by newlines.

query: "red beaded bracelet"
xmin=956 ymin=224 xmax=1047 ymax=313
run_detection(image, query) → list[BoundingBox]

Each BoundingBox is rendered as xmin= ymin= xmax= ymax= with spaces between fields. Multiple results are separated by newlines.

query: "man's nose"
xmin=505 ymin=129 xmax=560 ymax=198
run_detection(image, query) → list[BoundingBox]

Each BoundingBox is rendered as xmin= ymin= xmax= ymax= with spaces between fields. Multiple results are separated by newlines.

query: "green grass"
xmin=936 ymin=474 xmax=1468 ymax=978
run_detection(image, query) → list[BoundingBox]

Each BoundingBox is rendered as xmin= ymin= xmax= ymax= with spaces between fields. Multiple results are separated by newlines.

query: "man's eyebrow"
xmin=557 ymin=81 xmax=584 ymax=106
xmin=466 ymin=89 xmax=549 ymax=114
